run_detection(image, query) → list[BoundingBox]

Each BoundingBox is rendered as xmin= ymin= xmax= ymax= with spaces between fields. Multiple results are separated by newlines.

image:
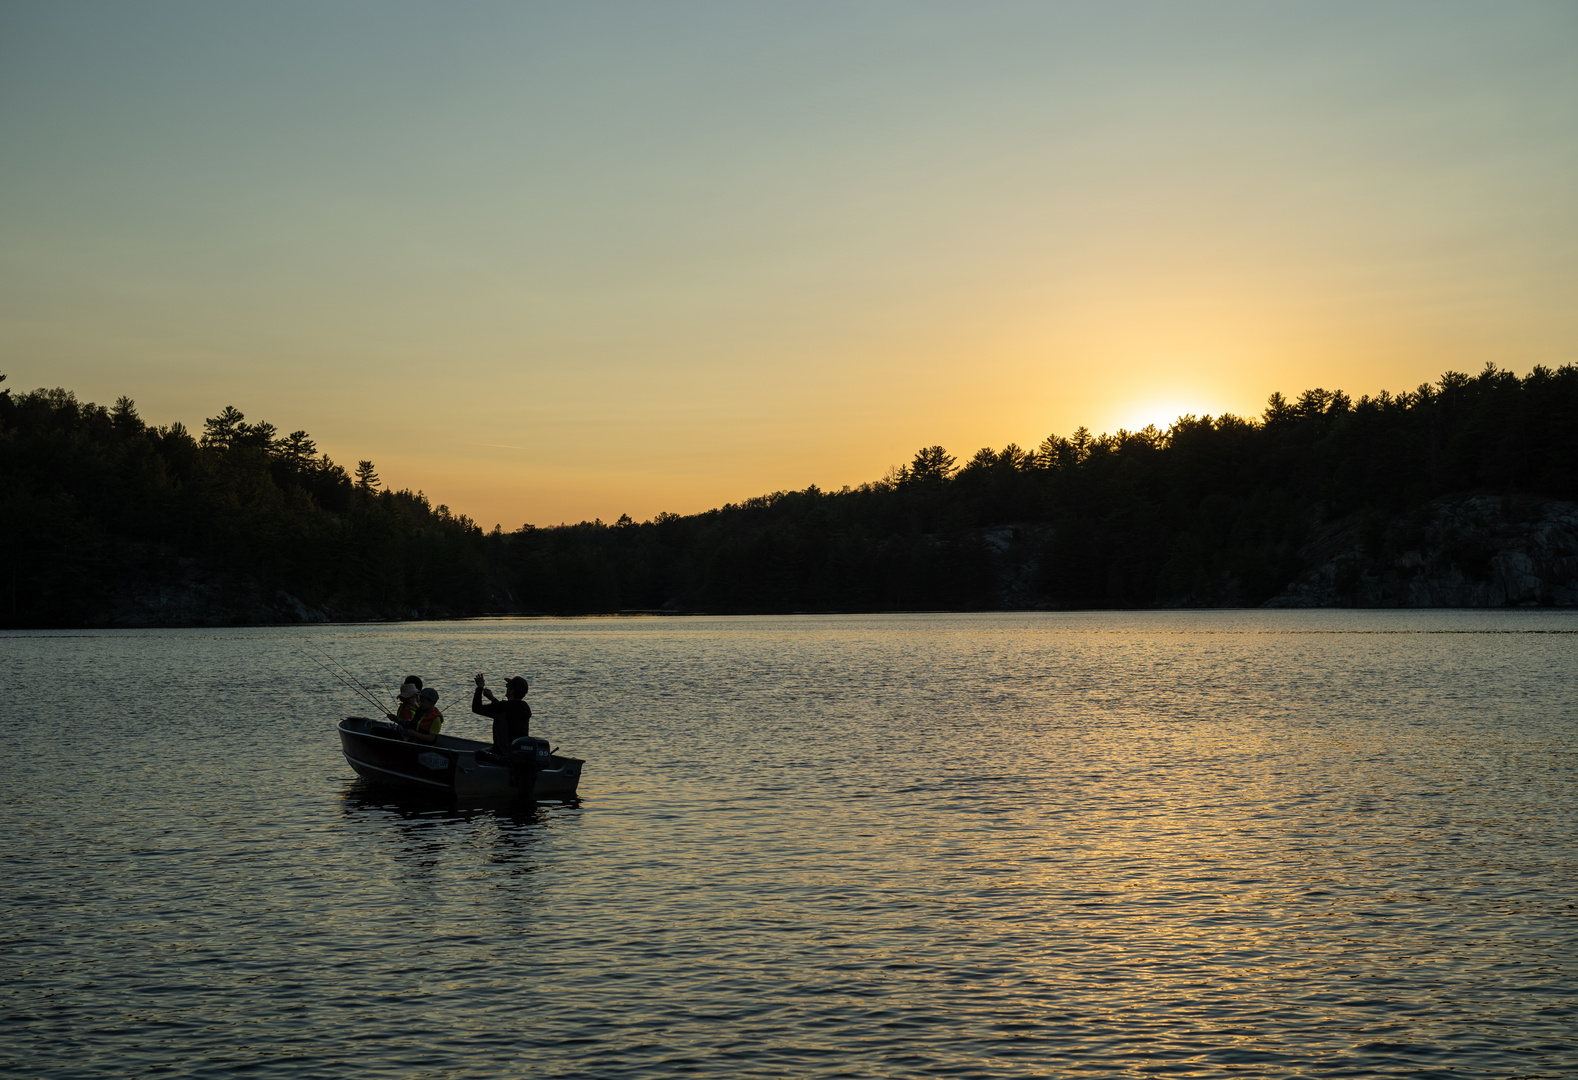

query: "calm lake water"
xmin=3 ymin=611 xmax=1576 ymax=1078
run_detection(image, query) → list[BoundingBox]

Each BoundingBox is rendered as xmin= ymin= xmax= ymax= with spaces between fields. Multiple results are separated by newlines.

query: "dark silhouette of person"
xmin=401 ymin=687 xmax=443 ymax=744
xmin=387 ymin=675 xmax=424 ymax=723
xmin=471 ymin=673 xmax=531 ymax=753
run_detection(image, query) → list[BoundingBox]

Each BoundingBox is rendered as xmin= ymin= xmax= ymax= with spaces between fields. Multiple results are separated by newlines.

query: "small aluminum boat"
xmin=338 ymin=716 xmax=583 ymax=800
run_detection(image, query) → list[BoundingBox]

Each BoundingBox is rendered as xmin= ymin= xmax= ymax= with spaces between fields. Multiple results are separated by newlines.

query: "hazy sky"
xmin=3 ymin=2 xmax=1575 ymax=527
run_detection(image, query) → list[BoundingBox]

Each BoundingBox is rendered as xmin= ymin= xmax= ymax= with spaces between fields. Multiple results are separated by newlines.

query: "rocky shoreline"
xmin=1265 ymin=495 xmax=1578 ymax=608
xmin=52 ymin=495 xmax=1578 ymax=627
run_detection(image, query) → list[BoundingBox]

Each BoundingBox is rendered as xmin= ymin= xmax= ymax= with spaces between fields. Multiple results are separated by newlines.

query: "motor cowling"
xmin=511 ymin=736 xmax=552 ymax=763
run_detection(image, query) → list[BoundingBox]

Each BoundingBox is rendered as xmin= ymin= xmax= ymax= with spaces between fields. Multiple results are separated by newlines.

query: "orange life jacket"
xmin=413 ymin=706 xmax=443 ymax=736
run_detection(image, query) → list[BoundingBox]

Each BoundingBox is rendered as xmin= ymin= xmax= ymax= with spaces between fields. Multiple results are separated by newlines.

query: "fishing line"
xmin=301 ymin=650 xmax=383 ymax=714
xmin=298 ymin=635 xmax=388 ymax=705
xmin=313 ymin=638 xmax=394 ymax=712
xmin=296 ymin=640 xmax=390 ymax=715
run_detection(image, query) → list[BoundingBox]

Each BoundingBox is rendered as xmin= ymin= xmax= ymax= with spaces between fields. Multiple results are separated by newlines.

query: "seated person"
xmin=387 ymin=677 xmax=423 ymax=723
xmin=402 ymin=687 xmax=443 ymax=744
xmin=472 ymin=673 xmax=532 ymax=755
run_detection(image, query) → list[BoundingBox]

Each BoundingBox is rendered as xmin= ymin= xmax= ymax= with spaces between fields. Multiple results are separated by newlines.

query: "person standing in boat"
xmin=401 ymin=687 xmax=444 ymax=744
xmin=472 ymin=673 xmax=531 ymax=754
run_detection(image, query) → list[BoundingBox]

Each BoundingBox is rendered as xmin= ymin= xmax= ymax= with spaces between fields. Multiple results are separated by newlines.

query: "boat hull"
xmin=337 ymin=717 xmax=582 ymax=800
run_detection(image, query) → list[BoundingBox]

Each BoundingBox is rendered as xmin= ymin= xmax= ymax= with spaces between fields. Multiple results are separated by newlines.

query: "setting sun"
xmin=2 ymin=3 xmax=1573 ymax=529
xmin=5 ymin=10 xmax=1575 ymax=1072
xmin=1111 ymin=398 xmax=1230 ymax=436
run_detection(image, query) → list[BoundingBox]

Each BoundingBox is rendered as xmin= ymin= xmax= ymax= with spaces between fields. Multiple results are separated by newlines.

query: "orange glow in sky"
xmin=2 ymin=3 xmax=1574 ymax=527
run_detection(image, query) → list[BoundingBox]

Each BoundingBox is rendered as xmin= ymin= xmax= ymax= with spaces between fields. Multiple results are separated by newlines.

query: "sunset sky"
xmin=3 ymin=2 xmax=1575 ymax=528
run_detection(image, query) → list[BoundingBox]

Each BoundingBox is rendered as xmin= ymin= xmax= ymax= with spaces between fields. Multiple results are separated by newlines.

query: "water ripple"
xmin=2 ymin=610 xmax=1575 ymax=1078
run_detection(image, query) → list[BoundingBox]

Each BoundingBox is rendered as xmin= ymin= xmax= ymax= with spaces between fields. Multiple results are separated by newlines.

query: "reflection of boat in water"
xmin=337 ymin=717 xmax=583 ymax=801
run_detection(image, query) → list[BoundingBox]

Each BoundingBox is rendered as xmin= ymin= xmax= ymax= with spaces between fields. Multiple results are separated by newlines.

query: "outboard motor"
xmin=511 ymin=736 xmax=553 ymax=764
xmin=505 ymin=736 xmax=551 ymax=790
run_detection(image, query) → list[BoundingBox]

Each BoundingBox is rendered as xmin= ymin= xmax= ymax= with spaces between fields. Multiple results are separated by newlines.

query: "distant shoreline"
xmin=7 ymin=367 xmax=1577 ymax=629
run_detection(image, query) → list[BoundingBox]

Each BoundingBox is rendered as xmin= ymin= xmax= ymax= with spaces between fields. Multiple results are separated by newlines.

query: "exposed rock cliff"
xmin=1265 ymin=496 xmax=1578 ymax=608
xmin=980 ymin=523 xmax=1055 ymax=609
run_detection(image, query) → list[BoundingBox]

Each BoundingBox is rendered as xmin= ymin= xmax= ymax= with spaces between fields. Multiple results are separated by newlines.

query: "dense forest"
xmin=0 ymin=376 xmax=492 ymax=627
xmin=3 ymin=363 xmax=1576 ymax=627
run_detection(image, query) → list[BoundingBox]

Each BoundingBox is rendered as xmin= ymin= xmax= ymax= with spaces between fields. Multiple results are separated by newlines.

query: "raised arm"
xmin=472 ymin=673 xmax=499 ymax=715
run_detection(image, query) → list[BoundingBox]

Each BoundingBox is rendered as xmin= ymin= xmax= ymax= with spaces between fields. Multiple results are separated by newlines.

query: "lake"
xmin=3 ymin=610 xmax=1576 ymax=1078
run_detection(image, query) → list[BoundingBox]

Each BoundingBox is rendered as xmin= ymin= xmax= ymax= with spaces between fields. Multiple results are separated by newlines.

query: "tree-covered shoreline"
xmin=0 ymin=376 xmax=492 ymax=627
xmin=3 ymin=363 xmax=1576 ymax=628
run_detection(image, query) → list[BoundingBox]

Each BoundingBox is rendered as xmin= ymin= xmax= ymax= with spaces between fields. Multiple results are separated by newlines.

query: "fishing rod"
xmin=298 ymin=646 xmax=385 ymax=714
xmin=296 ymin=640 xmax=392 ymax=716
xmin=296 ymin=635 xmax=389 ymax=705
xmin=306 ymin=637 xmax=395 ymax=713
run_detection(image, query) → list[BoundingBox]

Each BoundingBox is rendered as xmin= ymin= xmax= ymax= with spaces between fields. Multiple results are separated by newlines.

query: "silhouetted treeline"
xmin=0 ymin=376 xmax=489 ymax=627
xmin=4 ymin=363 xmax=1576 ymax=626
xmin=502 ymin=364 xmax=1578 ymax=612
